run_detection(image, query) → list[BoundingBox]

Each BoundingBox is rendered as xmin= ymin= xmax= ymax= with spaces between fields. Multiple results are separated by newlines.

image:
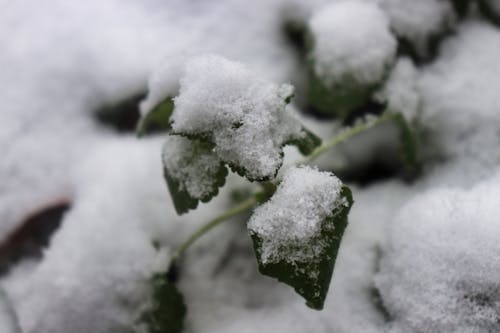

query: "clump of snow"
xmin=139 ymin=54 xmax=186 ymax=117
xmin=171 ymin=54 xmax=303 ymax=180
xmin=376 ymin=57 xmax=420 ymax=120
xmin=162 ymin=135 xmax=222 ymax=199
xmin=248 ymin=166 xmax=343 ymax=264
xmin=379 ymin=0 xmax=456 ymax=58
xmin=418 ymin=21 xmax=500 ymax=167
xmin=308 ymin=1 xmax=396 ymax=86
xmin=376 ymin=173 xmax=500 ymax=332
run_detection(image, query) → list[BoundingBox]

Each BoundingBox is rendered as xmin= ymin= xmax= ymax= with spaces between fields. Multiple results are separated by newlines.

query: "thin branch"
xmin=301 ymin=113 xmax=392 ymax=164
xmin=170 ymin=196 xmax=258 ymax=262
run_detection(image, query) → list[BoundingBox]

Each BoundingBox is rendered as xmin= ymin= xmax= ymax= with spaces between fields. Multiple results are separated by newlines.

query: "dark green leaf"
xmin=137 ymin=97 xmax=174 ymax=137
xmin=163 ymin=137 xmax=228 ymax=215
xmin=286 ymin=126 xmax=322 ymax=155
xmin=140 ymin=274 xmax=186 ymax=333
xmin=249 ymin=186 xmax=353 ymax=310
xmin=307 ymin=66 xmax=380 ymax=119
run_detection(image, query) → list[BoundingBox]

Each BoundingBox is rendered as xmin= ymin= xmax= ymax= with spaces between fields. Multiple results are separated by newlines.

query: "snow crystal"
xmin=171 ymin=54 xmax=303 ymax=180
xmin=247 ymin=166 xmax=343 ymax=264
xmin=162 ymin=135 xmax=222 ymax=200
xmin=376 ymin=57 xmax=420 ymax=120
xmin=308 ymin=1 xmax=396 ymax=86
xmin=375 ymin=173 xmax=500 ymax=332
xmin=379 ymin=0 xmax=456 ymax=58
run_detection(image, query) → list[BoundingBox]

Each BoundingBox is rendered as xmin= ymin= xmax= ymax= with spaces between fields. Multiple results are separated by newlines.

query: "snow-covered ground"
xmin=1 ymin=0 xmax=499 ymax=332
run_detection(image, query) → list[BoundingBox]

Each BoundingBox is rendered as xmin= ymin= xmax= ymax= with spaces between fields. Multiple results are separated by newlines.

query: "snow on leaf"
xmin=162 ymin=135 xmax=228 ymax=215
xmin=170 ymin=54 xmax=305 ymax=181
xmin=137 ymin=97 xmax=174 ymax=137
xmin=307 ymin=0 xmax=396 ymax=117
xmin=247 ymin=166 xmax=353 ymax=310
xmin=140 ymin=274 xmax=186 ymax=333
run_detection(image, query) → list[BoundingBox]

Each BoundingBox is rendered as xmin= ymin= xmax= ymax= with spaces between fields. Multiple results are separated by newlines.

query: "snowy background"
xmin=1 ymin=0 xmax=499 ymax=332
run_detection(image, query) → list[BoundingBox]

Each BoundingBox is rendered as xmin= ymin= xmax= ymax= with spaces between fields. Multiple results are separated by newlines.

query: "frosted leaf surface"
xmin=376 ymin=173 xmax=500 ymax=332
xmin=171 ymin=54 xmax=303 ymax=181
xmin=162 ymin=135 xmax=227 ymax=214
xmin=308 ymin=1 xmax=396 ymax=86
xmin=248 ymin=166 xmax=352 ymax=309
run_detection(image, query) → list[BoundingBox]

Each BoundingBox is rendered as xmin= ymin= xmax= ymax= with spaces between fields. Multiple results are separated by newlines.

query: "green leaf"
xmin=140 ymin=274 xmax=186 ymax=333
xmin=163 ymin=136 xmax=228 ymax=215
xmin=307 ymin=66 xmax=380 ymax=119
xmin=137 ymin=97 xmax=174 ymax=137
xmin=249 ymin=186 xmax=353 ymax=310
xmin=286 ymin=126 xmax=322 ymax=155
xmin=390 ymin=112 xmax=419 ymax=167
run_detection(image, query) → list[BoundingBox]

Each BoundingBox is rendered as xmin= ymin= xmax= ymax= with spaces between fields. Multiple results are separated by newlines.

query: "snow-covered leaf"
xmin=380 ymin=0 xmax=456 ymax=61
xmin=163 ymin=135 xmax=228 ymax=214
xmin=170 ymin=54 xmax=305 ymax=181
xmin=306 ymin=1 xmax=396 ymax=117
xmin=140 ymin=274 xmax=186 ymax=333
xmin=248 ymin=166 xmax=353 ymax=310
xmin=137 ymin=97 xmax=174 ymax=137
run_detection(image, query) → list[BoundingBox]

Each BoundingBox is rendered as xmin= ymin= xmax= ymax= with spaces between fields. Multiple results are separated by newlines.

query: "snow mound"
xmin=376 ymin=172 xmax=500 ymax=332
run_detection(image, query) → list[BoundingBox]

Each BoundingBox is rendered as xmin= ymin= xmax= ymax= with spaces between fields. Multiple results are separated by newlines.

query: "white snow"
xmin=308 ymin=1 xmax=397 ymax=86
xmin=2 ymin=0 xmax=500 ymax=332
xmin=162 ymin=135 xmax=222 ymax=200
xmin=248 ymin=166 xmax=343 ymax=264
xmin=139 ymin=54 xmax=185 ymax=117
xmin=379 ymin=0 xmax=456 ymax=58
xmin=172 ymin=54 xmax=303 ymax=180
xmin=376 ymin=173 xmax=500 ymax=332
xmin=376 ymin=57 xmax=420 ymax=120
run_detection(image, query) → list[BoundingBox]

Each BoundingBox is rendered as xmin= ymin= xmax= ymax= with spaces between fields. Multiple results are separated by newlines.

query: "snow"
xmin=418 ymin=21 xmax=500 ymax=168
xmin=162 ymin=135 xmax=222 ymax=200
xmin=308 ymin=0 xmax=397 ymax=86
xmin=376 ymin=173 xmax=500 ymax=332
xmin=171 ymin=54 xmax=303 ymax=180
xmin=248 ymin=166 xmax=343 ymax=264
xmin=2 ymin=0 xmax=500 ymax=332
xmin=379 ymin=0 xmax=456 ymax=58
xmin=376 ymin=57 xmax=420 ymax=120
xmin=0 ymin=289 xmax=20 ymax=333
xmin=139 ymin=54 xmax=185 ymax=117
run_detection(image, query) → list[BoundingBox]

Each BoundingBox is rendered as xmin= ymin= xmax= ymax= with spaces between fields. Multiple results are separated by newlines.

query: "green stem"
xmin=170 ymin=196 xmax=258 ymax=262
xmin=170 ymin=113 xmax=394 ymax=260
xmin=301 ymin=113 xmax=392 ymax=164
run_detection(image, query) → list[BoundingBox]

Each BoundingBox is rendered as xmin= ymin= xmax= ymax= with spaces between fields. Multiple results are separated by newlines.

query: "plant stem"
xmin=170 ymin=196 xmax=258 ymax=262
xmin=170 ymin=113 xmax=393 ymax=260
xmin=301 ymin=113 xmax=392 ymax=164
